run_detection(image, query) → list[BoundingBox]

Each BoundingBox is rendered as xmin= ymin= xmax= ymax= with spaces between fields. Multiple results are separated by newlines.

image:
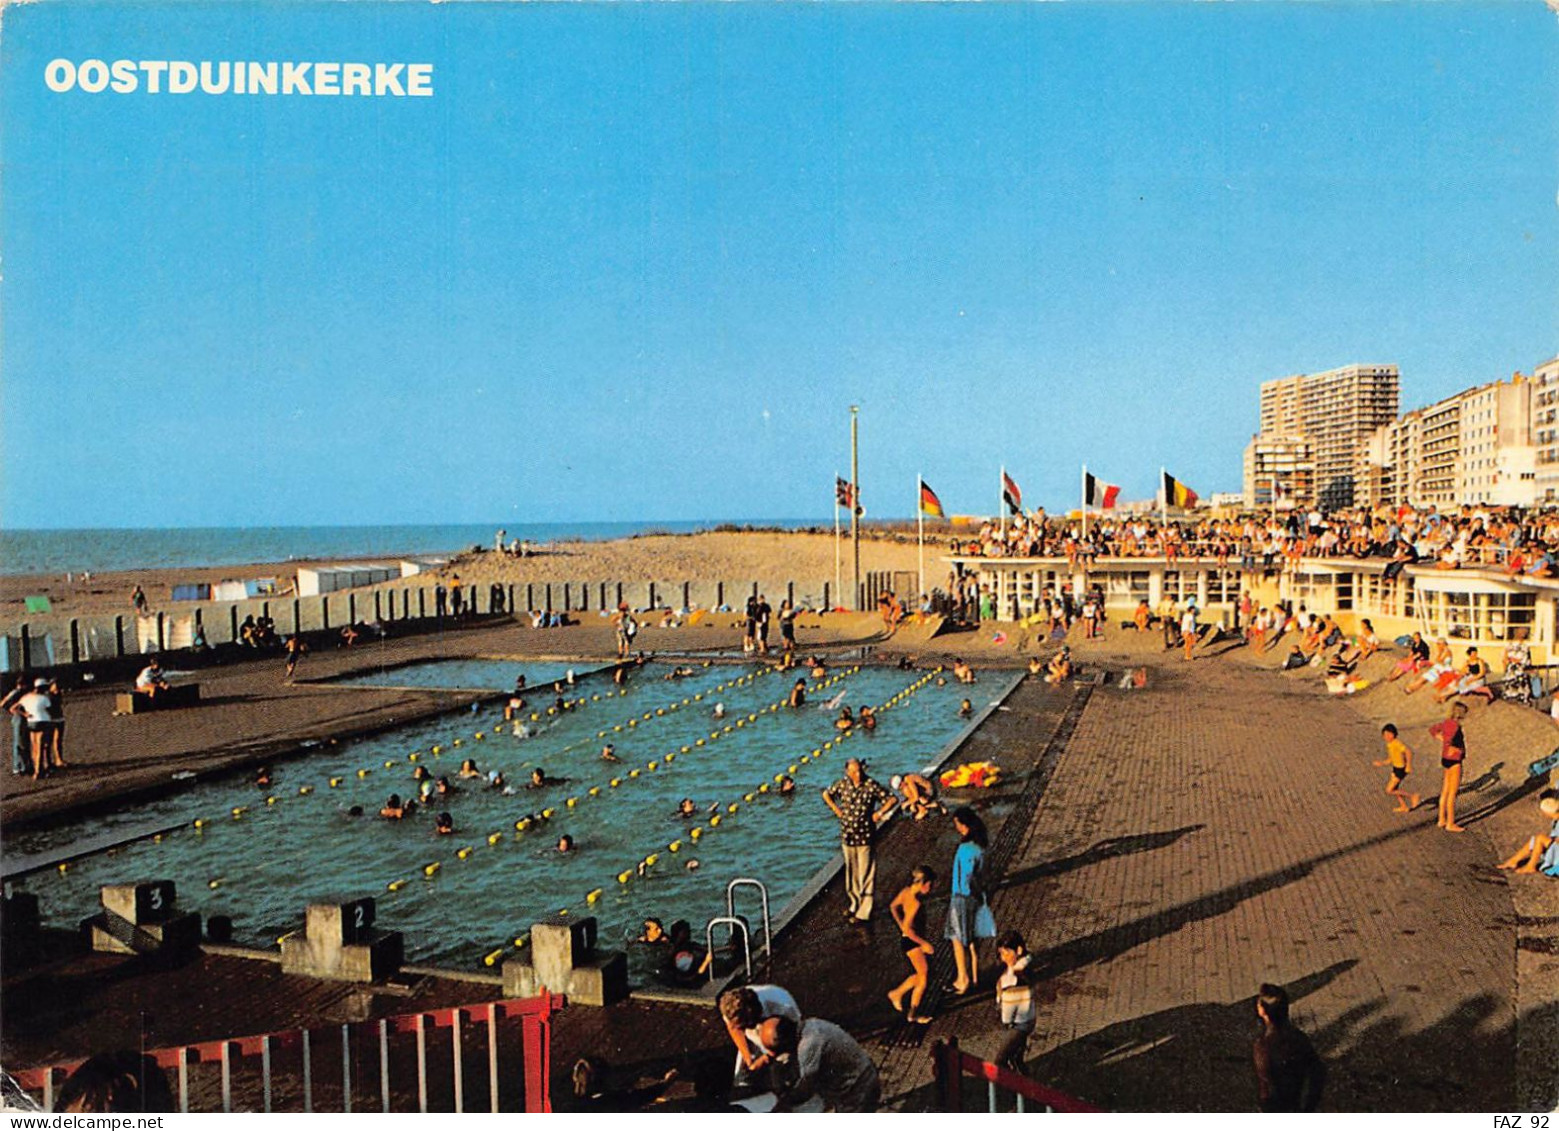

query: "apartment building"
xmin=1532 ymin=357 xmax=1559 ymax=502
xmin=1242 ymin=435 xmax=1313 ymax=510
xmin=1248 ymin=364 xmax=1399 ymax=510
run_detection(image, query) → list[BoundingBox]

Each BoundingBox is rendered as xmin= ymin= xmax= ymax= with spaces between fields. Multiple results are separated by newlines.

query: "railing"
xmin=9 ymin=991 xmax=559 ymax=1114
xmin=930 ymin=1037 xmax=1100 ymax=1114
xmin=1 ymin=577 xmax=840 ymax=676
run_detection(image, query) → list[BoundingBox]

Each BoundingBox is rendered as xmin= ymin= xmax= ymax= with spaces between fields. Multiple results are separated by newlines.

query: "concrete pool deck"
xmin=3 ymin=621 xmax=1554 ymax=1111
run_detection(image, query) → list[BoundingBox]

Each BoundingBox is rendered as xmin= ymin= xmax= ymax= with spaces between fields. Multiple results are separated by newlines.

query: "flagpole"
xmin=1081 ymin=464 xmax=1088 ymax=541
xmin=918 ymin=474 xmax=926 ymax=604
xmin=850 ymin=406 xmax=861 ymax=611
xmin=1160 ymin=466 xmax=1168 ymax=529
xmin=1000 ymin=465 xmax=1007 ymax=541
xmin=834 ymin=471 xmax=842 ymax=610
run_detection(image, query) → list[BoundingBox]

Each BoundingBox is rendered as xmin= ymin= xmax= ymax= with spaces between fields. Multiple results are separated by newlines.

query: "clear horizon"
xmin=3 ymin=2 xmax=1555 ymax=528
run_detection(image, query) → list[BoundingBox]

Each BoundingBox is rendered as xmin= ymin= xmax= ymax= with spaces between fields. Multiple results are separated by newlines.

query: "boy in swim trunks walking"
xmin=1373 ymin=724 xmax=1419 ymax=813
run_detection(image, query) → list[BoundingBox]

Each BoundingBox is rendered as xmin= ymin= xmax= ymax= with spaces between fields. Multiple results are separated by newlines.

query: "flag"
xmin=1083 ymin=472 xmax=1120 ymax=509
xmin=835 ymin=477 xmax=862 ymax=515
xmin=1162 ymin=470 xmax=1199 ymax=509
xmin=1002 ymin=471 xmax=1023 ymax=515
xmin=919 ymin=481 xmax=945 ymax=517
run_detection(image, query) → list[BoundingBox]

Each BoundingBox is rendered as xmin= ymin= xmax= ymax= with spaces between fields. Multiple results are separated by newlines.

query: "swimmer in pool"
xmin=959 ymin=699 xmax=973 ymax=718
xmin=458 ymin=759 xmax=482 ymax=780
xmin=436 ymin=775 xmax=456 ymax=796
xmin=677 ymin=798 xmax=698 ymax=818
xmin=778 ymin=775 xmax=796 ymax=797
xmin=788 ymin=680 xmax=807 ymax=708
xmin=637 ymin=918 xmax=669 ymax=945
xmin=557 ymin=834 xmax=575 ymax=854
xmin=712 ymin=703 xmax=726 ymax=719
xmin=835 ymin=706 xmax=854 ymax=730
xmin=601 ymin=744 xmax=621 ymax=763
xmin=413 ymin=766 xmax=432 ymax=784
xmin=255 ymin=766 xmax=272 ymax=788
xmin=859 ymin=705 xmax=877 ymax=731
xmin=380 ymin=794 xmax=411 ymax=819
xmin=436 ymin=812 xmax=455 ymax=835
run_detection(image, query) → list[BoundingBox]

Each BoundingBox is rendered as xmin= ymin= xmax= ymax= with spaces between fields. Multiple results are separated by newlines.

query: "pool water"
xmin=328 ymin=658 xmax=586 ymax=691
xmin=9 ymin=661 xmax=972 ymax=972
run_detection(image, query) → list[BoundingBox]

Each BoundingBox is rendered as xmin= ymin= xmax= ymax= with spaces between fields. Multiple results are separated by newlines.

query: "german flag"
xmin=1163 ymin=470 xmax=1199 ymax=509
xmin=919 ymin=481 xmax=945 ymax=517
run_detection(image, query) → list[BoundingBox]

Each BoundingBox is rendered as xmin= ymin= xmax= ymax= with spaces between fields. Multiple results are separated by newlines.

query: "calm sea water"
xmin=0 ymin=521 xmax=820 ymax=577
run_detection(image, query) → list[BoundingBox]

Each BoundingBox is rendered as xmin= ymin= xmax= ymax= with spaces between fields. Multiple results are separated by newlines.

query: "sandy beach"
xmin=0 ymin=529 xmax=948 ymax=623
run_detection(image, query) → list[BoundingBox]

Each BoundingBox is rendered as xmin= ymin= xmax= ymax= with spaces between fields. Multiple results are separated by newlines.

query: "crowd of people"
xmin=947 ymin=502 xmax=1559 ymax=576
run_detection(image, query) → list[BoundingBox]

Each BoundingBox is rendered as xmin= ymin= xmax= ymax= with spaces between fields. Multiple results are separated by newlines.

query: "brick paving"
xmin=871 ymin=652 xmax=1531 ymax=1112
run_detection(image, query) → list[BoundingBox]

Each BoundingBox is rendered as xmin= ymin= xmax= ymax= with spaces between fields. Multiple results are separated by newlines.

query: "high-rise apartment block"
xmin=1532 ymin=357 xmax=1559 ymax=502
xmin=1244 ymin=364 xmax=1399 ymax=510
xmin=1248 ymin=358 xmax=1553 ymax=512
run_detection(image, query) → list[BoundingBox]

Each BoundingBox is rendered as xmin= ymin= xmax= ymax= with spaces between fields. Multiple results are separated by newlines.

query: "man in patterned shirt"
xmin=822 ymin=758 xmax=896 ymax=923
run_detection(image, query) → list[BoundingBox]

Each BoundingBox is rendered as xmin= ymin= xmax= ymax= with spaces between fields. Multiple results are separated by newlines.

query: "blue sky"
xmin=3 ymin=2 xmax=1555 ymax=528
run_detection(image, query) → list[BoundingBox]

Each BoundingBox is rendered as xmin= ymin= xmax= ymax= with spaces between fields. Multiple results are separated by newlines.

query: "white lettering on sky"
xmin=44 ymin=58 xmax=435 ymax=97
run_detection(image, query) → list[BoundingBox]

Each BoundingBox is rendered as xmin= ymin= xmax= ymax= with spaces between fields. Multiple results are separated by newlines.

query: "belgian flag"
xmin=1163 ymin=470 xmax=1199 ymax=509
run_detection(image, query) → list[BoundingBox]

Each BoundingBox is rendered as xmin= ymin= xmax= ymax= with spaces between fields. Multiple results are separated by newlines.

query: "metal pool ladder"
xmin=732 ymin=878 xmax=776 ymax=978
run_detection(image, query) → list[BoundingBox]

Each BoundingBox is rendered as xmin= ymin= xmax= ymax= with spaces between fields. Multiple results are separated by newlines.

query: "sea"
xmin=0 ymin=521 xmax=823 ymax=578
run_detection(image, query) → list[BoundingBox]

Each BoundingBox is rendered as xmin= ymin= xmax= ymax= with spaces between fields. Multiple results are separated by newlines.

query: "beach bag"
xmin=973 ymin=900 xmax=998 ymax=938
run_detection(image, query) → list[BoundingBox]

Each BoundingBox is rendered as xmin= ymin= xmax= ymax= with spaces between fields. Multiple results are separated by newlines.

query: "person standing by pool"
xmin=1181 ymin=603 xmax=1199 ymax=660
xmin=1428 ymin=702 xmax=1469 ymax=832
xmin=887 ymin=865 xmax=936 ymax=1024
xmin=779 ymin=598 xmax=798 ymax=654
xmin=756 ymin=594 xmax=772 ymax=656
xmin=743 ymin=594 xmax=759 ymax=655
xmin=2 ymin=675 xmax=30 ymax=775
xmin=945 ymin=806 xmax=995 ymax=994
xmin=43 ymin=677 xmax=66 ymax=772
xmin=612 ymin=603 xmax=634 ymax=659
xmin=822 ymin=758 xmax=896 ymax=923
xmin=8 ymin=678 xmax=53 ymax=780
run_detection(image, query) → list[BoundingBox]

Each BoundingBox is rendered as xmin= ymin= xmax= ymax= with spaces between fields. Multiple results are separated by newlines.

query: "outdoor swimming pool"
xmin=8 ymin=660 xmax=977 ymax=974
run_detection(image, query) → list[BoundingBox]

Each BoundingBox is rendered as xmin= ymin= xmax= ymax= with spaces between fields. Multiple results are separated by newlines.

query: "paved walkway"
xmin=869 ymin=653 xmax=1534 ymax=1112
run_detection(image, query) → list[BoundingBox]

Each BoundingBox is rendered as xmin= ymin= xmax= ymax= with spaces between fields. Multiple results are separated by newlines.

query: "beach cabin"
xmin=296 ymin=564 xmax=401 ymax=597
